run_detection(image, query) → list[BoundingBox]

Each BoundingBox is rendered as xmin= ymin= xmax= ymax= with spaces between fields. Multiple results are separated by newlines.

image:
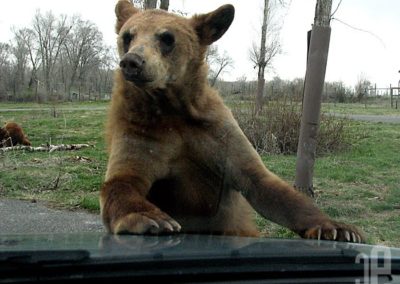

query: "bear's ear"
xmin=191 ymin=4 xmax=235 ymax=46
xmin=115 ymin=0 xmax=140 ymax=34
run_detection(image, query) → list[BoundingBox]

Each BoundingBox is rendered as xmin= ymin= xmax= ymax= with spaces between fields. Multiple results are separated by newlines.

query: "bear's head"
xmin=115 ymin=0 xmax=234 ymax=90
xmin=0 ymin=127 xmax=8 ymax=142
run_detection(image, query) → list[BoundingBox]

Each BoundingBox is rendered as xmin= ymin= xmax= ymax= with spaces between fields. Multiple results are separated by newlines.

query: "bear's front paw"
xmin=111 ymin=210 xmax=182 ymax=235
xmin=301 ymin=221 xmax=365 ymax=243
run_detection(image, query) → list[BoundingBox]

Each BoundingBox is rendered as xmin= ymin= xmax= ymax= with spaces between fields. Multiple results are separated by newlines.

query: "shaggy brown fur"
xmin=0 ymin=122 xmax=31 ymax=147
xmin=100 ymin=1 xmax=365 ymax=242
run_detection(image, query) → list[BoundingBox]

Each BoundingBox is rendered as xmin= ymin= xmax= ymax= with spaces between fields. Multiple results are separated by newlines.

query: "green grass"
xmin=0 ymin=102 xmax=399 ymax=247
xmin=257 ymin=121 xmax=400 ymax=247
xmin=0 ymin=104 xmax=108 ymax=211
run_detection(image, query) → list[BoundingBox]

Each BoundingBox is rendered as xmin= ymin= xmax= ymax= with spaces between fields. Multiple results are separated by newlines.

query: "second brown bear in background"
xmin=0 ymin=122 xmax=31 ymax=147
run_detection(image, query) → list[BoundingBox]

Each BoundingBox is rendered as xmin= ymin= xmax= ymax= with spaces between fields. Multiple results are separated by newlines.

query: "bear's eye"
xmin=158 ymin=31 xmax=175 ymax=55
xmin=122 ymin=32 xmax=134 ymax=53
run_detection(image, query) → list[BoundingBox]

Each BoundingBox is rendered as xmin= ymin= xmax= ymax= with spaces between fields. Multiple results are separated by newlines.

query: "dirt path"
xmin=333 ymin=113 xmax=400 ymax=124
xmin=0 ymin=199 xmax=104 ymax=234
xmin=1 ymin=107 xmax=399 ymax=123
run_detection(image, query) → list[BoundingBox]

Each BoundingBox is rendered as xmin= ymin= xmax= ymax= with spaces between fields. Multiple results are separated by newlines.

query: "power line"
xmin=331 ymin=17 xmax=386 ymax=49
xmin=330 ymin=0 xmax=342 ymax=18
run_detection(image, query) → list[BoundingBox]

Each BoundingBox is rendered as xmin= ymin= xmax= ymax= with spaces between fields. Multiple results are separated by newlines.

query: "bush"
xmin=231 ymin=100 xmax=350 ymax=155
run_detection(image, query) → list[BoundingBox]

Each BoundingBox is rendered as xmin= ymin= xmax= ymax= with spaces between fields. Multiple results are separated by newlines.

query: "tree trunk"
xmin=144 ymin=0 xmax=168 ymax=10
xmin=314 ymin=0 xmax=332 ymax=27
xmin=295 ymin=0 xmax=332 ymax=197
xmin=160 ymin=0 xmax=169 ymax=10
xmin=255 ymin=0 xmax=269 ymax=115
xmin=144 ymin=0 xmax=157 ymax=9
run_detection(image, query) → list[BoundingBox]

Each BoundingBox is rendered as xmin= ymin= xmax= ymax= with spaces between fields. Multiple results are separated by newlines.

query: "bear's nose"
xmin=119 ymin=53 xmax=146 ymax=75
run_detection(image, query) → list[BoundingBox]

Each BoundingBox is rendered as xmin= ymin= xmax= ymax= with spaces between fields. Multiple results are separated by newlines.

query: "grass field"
xmin=0 ymin=104 xmax=107 ymax=211
xmin=0 ymin=102 xmax=399 ymax=246
xmin=322 ymin=102 xmax=400 ymax=116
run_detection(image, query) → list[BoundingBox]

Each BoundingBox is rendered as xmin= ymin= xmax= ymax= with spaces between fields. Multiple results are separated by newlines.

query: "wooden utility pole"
xmin=255 ymin=0 xmax=270 ymax=115
xmin=295 ymin=0 xmax=332 ymax=197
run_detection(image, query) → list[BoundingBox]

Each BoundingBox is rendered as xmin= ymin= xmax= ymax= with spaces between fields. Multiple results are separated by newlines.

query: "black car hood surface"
xmin=1 ymin=233 xmax=399 ymax=283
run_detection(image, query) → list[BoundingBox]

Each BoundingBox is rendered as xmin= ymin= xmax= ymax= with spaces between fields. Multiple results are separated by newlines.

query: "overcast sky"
xmin=0 ymin=0 xmax=399 ymax=88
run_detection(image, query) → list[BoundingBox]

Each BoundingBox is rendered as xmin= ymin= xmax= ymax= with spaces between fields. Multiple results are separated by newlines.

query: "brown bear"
xmin=0 ymin=122 xmax=31 ymax=147
xmin=100 ymin=1 xmax=364 ymax=242
xmin=0 ymin=127 xmax=8 ymax=147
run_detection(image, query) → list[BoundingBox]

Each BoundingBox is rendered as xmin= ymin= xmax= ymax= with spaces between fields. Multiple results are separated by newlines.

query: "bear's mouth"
xmin=122 ymin=72 xmax=153 ymax=86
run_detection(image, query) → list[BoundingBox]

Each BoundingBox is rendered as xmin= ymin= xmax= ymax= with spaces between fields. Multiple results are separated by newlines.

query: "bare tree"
xmin=13 ymin=28 xmax=41 ymax=101
xmin=251 ymin=0 xmax=283 ymax=115
xmin=355 ymin=74 xmax=371 ymax=102
xmin=32 ymin=10 xmax=73 ymax=98
xmin=0 ymin=43 xmax=12 ymax=99
xmin=0 ymin=43 xmax=11 ymax=70
xmin=11 ymin=33 xmax=29 ymax=97
xmin=144 ymin=0 xmax=157 ymax=9
xmin=159 ymin=0 xmax=169 ymax=10
xmin=249 ymin=39 xmax=280 ymax=74
xmin=206 ymin=45 xmax=234 ymax=86
xmin=205 ymin=45 xmax=218 ymax=65
xmin=134 ymin=0 xmax=169 ymax=10
xmin=62 ymin=17 xmax=103 ymax=100
xmin=1 ymin=12 xmax=117 ymax=103
xmin=257 ymin=0 xmax=269 ymax=113
xmin=92 ymin=46 xmax=117 ymax=100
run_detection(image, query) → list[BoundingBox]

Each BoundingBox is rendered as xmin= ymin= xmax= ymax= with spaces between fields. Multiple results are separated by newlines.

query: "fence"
xmin=389 ymin=86 xmax=400 ymax=109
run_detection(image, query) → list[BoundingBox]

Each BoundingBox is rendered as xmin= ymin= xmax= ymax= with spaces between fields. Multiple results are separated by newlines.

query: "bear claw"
xmin=302 ymin=222 xmax=364 ymax=243
xmin=112 ymin=211 xmax=182 ymax=235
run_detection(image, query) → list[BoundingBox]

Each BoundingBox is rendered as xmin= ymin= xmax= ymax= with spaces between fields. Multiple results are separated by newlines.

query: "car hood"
xmin=1 ymin=233 xmax=399 ymax=283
